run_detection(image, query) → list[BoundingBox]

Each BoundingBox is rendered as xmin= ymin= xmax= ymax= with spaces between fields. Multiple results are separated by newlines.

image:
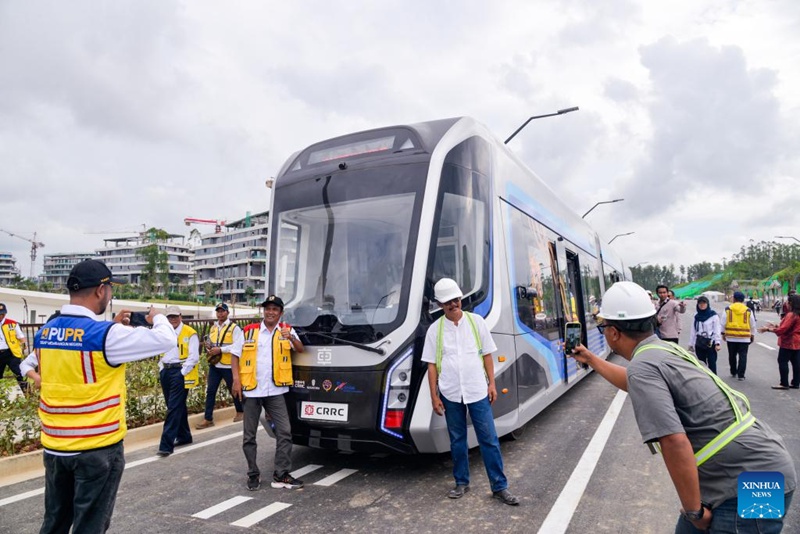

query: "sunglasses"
xmin=442 ymin=298 xmax=461 ymax=306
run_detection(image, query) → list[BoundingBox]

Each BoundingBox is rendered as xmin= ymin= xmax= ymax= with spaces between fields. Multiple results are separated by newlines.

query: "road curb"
xmin=0 ymin=406 xmax=237 ymax=487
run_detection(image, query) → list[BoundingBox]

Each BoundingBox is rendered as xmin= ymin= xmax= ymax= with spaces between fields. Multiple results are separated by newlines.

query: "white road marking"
xmin=0 ymin=430 xmax=245 ymax=507
xmin=230 ymin=502 xmax=292 ymax=527
xmin=126 ymin=457 xmax=159 ymax=469
xmin=290 ymin=464 xmax=323 ymax=479
xmin=192 ymin=495 xmax=253 ymax=519
xmin=757 ymin=342 xmax=776 ymax=351
xmin=537 ymin=390 xmax=628 ymax=534
xmin=313 ymin=468 xmax=358 ymax=487
xmin=0 ymin=488 xmax=44 ymax=507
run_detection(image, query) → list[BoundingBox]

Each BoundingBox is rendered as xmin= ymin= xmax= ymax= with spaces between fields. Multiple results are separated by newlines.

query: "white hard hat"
xmin=434 ymin=278 xmax=463 ymax=303
xmin=597 ymin=281 xmax=656 ymax=321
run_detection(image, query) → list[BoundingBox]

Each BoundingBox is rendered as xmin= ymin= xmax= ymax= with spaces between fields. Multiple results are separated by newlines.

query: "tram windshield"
xmin=270 ymin=163 xmax=426 ymax=340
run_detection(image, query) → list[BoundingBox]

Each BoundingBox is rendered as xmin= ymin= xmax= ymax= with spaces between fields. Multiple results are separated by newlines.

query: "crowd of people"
xmin=2 ymin=260 xmax=799 ymax=533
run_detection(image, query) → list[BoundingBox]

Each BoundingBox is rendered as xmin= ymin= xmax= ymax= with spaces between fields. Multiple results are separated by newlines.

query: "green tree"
xmin=138 ymin=228 xmax=171 ymax=298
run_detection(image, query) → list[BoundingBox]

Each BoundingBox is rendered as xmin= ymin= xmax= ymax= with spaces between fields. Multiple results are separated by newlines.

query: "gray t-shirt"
xmin=627 ymin=335 xmax=797 ymax=507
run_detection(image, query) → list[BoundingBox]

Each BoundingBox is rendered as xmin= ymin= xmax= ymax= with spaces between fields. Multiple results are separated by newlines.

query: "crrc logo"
xmin=304 ymin=404 xmax=315 ymax=416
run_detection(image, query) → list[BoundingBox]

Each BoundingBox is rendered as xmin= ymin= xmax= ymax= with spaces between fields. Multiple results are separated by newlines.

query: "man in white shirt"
xmin=0 ymin=302 xmax=28 ymax=393
xmin=20 ymin=259 xmax=176 ymax=534
xmin=156 ymin=305 xmax=200 ymax=457
xmin=421 ymin=278 xmax=519 ymax=505
xmin=232 ymin=295 xmax=305 ymax=491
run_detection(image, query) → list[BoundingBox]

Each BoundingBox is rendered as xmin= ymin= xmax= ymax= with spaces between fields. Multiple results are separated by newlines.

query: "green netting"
xmin=672 ymin=273 xmax=724 ymax=299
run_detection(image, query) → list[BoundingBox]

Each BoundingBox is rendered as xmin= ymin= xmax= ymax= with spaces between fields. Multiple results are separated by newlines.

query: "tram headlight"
xmin=380 ymin=346 xmax=413 ymax=439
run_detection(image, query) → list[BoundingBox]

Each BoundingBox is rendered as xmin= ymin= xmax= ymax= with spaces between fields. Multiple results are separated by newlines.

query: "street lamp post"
xmin=608 ymin=232 xmax=635 ymax=244
xmin=775 ymin=235 xmax=800 ymax=244
xmin=504 ymin=106 xmax=579 ymax=144
xmin=582 ymin=198 xmax=624 ymax=219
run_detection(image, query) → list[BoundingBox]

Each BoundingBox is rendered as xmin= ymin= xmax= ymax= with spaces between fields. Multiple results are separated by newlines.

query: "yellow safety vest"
xmin=633 ymin=342 xmax=755 ymax=466
xmin=239 ymin=323 xmax=293 ymax=390
xmin=1 ymin=319 xmax=24 ymax=358
xmin=209 ymin=321 xmax=236 ymax=366
xmin=34 ymin=316 xmax=126 ymax=451
xmin=160 ymin=324 xmax=199 ymax=389
xmin=724 ymin=302 xmax=752 ymax=338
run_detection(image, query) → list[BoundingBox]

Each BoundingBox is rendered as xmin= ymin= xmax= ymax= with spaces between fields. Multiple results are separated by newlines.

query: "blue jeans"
xmin=203 ymin=365 xmax=243 ymax=421
xmin=675 ymin=491 xmax=793 ymax=533
xmin=440 ymin=394 xmax=508 ymax=493
xmin=159 ymin=367 xmax=192 ymax=453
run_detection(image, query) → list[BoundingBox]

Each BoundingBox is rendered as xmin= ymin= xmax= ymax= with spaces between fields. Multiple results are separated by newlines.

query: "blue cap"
xmin=215 ymin=302 xmax=229 ymax=312
xmin=0 ymin=303 xmax=7 ymax=314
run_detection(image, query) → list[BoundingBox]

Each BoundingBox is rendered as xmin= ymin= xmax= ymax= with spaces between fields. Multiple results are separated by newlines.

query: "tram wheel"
xmin=509 ymin=423 xmax=527 ymax=440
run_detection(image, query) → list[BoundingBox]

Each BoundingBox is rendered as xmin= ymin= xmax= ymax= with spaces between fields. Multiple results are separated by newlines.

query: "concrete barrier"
xmin=0 ymin=406 xmax=236 ymax=487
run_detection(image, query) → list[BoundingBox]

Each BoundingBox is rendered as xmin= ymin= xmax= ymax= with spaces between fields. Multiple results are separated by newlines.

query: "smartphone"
xmin=129 ymin=311 xmax=150 ymax=327
xmin=564 ymin=322 xmax=582 ymax=354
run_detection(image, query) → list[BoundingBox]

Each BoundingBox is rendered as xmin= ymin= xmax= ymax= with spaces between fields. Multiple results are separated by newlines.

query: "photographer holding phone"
xmin=570 ymin=281 xmax=795 ymax=533
xmin=19 ymin=259 xmax=176 ymax=534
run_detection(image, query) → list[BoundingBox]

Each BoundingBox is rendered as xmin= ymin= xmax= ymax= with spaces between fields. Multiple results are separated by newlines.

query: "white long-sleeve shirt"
xmin=243 ymin=322 xmax=298 ymax=398
xmin=210 ymin=319 xmax=244 ymax=369
xmin=689 ymin=314 xmax=723 ymax=347
xmin=0 ymin=318 xmax=25 ymax=350
xmin=158 ymin=322 xmax=200 ymax=376
xmin=20 ymin=304 xmax=177 ymax=375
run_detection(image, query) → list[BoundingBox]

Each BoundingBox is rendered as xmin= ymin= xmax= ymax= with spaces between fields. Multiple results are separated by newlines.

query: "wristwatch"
xmin=682 ymin=502 xmax=710 ymax=522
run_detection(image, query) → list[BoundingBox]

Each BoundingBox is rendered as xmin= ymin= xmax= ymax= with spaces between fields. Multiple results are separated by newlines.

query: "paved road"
xmin=1 ymin=302 xmax=798 ymax=533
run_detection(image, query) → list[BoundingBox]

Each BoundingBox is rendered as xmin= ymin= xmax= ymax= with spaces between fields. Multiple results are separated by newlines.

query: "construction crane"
xmin=84 ymin=223 xmax=147 ymax=235
xmin=184 ymin=217 xmax=226 ymax=233
xmin=0 ymin=228 xmax=45 ymax=279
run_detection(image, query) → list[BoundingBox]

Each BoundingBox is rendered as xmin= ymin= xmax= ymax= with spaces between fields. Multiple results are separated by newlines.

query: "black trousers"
xmin=727 ymin=342 xmax=749 ymax=379
xmin=40 ymin=441 xmax=125 ymax=534
xmin=777 ymin=347 xmax=800 ymax=388
xmin=159 ymin=367 xmax=192 ymax=453
xmin=0 ymin=348 xmax=26 ymax=392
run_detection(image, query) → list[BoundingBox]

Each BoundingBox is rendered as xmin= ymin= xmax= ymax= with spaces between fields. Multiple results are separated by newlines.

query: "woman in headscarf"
xmin=760 ymin=293 xmax=800 ymax=389
xmin=689 ymin=295 xmax=722 ymax=373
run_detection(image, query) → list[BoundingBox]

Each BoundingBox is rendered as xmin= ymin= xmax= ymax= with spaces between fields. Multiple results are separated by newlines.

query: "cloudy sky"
xmin=1 ymin=0 xmax=799 ymax=279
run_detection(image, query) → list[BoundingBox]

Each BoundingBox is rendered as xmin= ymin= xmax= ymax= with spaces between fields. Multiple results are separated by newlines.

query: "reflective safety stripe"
xmin=633 ymin=342 xmax=755 ymax=467
xmin=39 ymin=395 xmax=121 ymax=415
xmin=435 ymin=312 xmax=484 ymax=377
xmin=694 ymin=412 xmax=756 ymax=466
xmin=41 ymin=421 xmax=121 ymax=438
xmin=81 ymin=351 xmax=96 ymax=384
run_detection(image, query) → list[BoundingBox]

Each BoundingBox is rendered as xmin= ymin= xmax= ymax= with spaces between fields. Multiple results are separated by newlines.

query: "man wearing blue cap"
xmin=722 ymin=291 xmax=756 ymax=381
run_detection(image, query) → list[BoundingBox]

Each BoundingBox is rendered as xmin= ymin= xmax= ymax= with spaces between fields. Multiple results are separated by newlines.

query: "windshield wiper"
xmin=296 ymin=329 xmax=385 ymax=355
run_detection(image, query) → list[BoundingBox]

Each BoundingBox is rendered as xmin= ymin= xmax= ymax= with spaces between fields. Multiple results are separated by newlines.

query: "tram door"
xmin=554 ymin=242 xmax=587 ymax=382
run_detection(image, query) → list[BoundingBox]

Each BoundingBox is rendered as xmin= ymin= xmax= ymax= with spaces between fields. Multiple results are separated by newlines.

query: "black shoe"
xmin=173 ymin=439 xmax=193 ymax=447
xmin=737 ymin=377 xmax=745 ymax=381
xmin=247 ymin=475 xmax=261 ymax=491
xmin=447 ymin=484 xmax=470 ymax=499
xmin=772 ymin=385 xmax=789 ymax=390
xmin=790 ymin=385 xmax=800 ymax=389
xmin=492 ymin=489 xmax=520 ymax=506
xmin=156 ymin=450 xmax=171 ymax=457
xmin=271 ymin=471 xmax=303 ymax=489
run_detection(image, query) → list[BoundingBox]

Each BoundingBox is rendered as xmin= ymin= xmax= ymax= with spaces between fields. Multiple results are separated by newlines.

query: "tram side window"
xmin=507 ymin=206 xmax=560 ymax=337
xmin=428 ymin=138 xmax=491 ymax=310
xmin=580 ymin=255 xmax=601 ymax=322
xmin=276 ymin=222 xmax=300 ymax=298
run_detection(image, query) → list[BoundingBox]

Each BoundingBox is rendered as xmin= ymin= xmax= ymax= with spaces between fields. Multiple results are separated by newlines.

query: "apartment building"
xmin=41 ymin=252 xmax=96 ymax=290
xmin=0 ymin=252 xmax=20 ymax=286
xmin=192 ymin=211 xmax=268 ymax=304
xmin=96 ymin=233 xmax=193 ymax=289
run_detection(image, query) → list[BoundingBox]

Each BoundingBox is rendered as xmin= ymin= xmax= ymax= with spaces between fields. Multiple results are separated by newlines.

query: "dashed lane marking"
xmin=192 ymin=496 xmax=253 ymax=519
xmin=757 ymin=342 xmax=776 ymax=351
xmin=313 ymin=468 xmax=358 ymax=487
xmin=230 ymin=502 xmax=292 ymax=527
xmin=0 ymin=429 xmax=245 ymax=507
xmin=290 ymin=464 xmax=323 ymax=479
xmin=0 ymin=488 xmax=44 ymax=507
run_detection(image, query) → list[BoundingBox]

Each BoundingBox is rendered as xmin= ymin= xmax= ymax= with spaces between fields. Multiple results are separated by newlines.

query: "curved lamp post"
xmin=582 ymin=198 xmax=624 ymax=219
xmin=775 ymin=235 xmax=800 ymax=244
xmin=504 ymin=106 xmax=579 ymax=144
xmin=608 ymin=232 xmax=634 ymax=245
